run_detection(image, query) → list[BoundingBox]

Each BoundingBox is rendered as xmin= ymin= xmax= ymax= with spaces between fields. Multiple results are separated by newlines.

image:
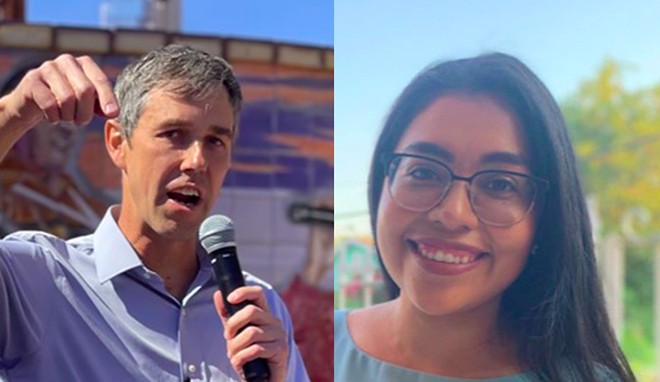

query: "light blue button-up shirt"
xmin=0 ymin=208 xmax=309 ymax=382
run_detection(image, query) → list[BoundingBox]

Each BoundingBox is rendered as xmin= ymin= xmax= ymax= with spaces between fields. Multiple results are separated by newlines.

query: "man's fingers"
xmin=227 ymin=303 xmax=267 ymax=331
xmin=226 ymin=285 xmax=270 ymax=313
xmin=7 ymin=54 xmax=117 ymax=132
xmin=214 ymin=290 xmax=271 ymax=335
xmin=229 ymin=343 xmax=268 ymax=371
xmin=28 ymin=80 xmax=59 ymax=124
xmin=53 ymin=55 xmax=97 ymax=125
xmin=213 ymin=290 xmax=229 ymax=321
xmin=38 ymin=60 xmax=77 ymax=122
xmin=225 ymin=322 xmax=283 ymax=354
xmin=228 ymin=341 xmax=288 ymax=380
xmin=224 ymin=304 xmax=279 ymax=340
xmin=216 ymin=285 xmax=288 ymax=382
xmin=77 ymin=56 xmax=118 ymax=117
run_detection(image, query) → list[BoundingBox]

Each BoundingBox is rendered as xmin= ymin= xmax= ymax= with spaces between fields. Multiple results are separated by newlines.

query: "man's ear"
xmin=105 ymin=119 xmax=127 ymax=170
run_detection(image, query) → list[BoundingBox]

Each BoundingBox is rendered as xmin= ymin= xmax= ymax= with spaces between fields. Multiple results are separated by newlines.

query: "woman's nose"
xmin=426 ymin=182 xmax=479 ymax=231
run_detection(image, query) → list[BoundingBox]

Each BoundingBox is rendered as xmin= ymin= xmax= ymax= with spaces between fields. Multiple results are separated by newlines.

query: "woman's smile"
xmin=406 ymin=238 xmax=490 ymax=276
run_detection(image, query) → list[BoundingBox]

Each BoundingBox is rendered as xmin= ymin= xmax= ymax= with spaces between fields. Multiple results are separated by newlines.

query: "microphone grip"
xmin=211 ymin=247 xmax=271 ymax=382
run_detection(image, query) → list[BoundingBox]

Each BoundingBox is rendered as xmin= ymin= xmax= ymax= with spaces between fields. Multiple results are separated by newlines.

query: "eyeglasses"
xmin=384 ymin=153 xmax=549 ymax=227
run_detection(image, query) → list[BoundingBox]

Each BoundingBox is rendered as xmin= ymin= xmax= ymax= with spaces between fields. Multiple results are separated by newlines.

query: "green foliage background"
xmin=562 ymin=60 xmax=660 ymax=235
xmin=562 ymin=60 xmax=660 ymax=380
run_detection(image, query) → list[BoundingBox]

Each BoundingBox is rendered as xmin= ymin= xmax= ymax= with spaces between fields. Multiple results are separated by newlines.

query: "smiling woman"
xmin=334 ymin=54 xmax=636 ymax=382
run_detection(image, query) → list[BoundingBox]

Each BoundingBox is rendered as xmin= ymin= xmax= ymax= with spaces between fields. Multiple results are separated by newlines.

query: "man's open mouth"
xmin=167 ymin=188 xmax=201 ymax=208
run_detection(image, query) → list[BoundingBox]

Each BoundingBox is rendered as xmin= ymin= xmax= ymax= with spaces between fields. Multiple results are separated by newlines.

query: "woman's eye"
xmin=407 ymin=167 xmax=438 ymax=180
xmin=486 ymin=178 xmax=516 ymax=192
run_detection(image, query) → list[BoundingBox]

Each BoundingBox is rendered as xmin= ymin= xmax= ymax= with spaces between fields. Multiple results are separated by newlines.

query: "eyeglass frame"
xmin=382 ymin=152 xmax=550 ymax=227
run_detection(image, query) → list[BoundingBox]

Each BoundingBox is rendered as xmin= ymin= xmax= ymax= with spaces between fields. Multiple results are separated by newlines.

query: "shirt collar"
xmin=94 ymin=206 xmax=214 ymax=284
xmin=94 ymin=206 xmax=144 ymax=284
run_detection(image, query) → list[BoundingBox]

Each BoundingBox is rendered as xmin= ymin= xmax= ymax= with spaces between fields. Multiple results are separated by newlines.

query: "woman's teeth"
xmin=418 ymin=247 xmax=476 ymax=264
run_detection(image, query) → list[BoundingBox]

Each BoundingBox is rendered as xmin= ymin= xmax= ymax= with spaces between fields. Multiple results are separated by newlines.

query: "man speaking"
xmin=0 ymin=45 xmax=309 ymax=381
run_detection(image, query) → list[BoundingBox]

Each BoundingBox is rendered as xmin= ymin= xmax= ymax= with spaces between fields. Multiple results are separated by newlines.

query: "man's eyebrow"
xmin=210 ymin=125 xmax=233 ymax=137
xmin=158 ymin=119 xmax=233 ymax=137
xmin=480 ymin=151 xmax=528 ymax=167
xmin=158 ymin=119 xmax=191 ymax=128
xmin=401 ymin=142 xmax=454 ymax=163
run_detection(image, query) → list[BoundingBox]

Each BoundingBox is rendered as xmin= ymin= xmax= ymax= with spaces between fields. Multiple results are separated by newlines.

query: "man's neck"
xmin=135 ymin=238 xmax=199 ymax=301
xmin=114 ymin=209 xmax=200 ymax=301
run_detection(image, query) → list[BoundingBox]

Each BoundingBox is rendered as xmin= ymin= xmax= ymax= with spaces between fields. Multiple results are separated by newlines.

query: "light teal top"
xmin=334 ymin=310 xmax=534 ymax=382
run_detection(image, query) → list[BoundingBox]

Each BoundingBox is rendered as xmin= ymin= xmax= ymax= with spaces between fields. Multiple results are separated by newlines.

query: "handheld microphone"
xmin=287 ymin=203 xmax=333 ymax=226
xmin=199 ymin=215 xmax=270 ymax=382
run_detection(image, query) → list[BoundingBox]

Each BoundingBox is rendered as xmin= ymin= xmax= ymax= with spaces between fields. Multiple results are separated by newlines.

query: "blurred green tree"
xmin=562 ymin=60 xmax=660 ymax=237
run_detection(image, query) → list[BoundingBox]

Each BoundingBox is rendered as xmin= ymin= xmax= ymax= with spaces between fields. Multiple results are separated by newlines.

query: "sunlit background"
xmin=335 ymin=1 xmax=660 ymax=380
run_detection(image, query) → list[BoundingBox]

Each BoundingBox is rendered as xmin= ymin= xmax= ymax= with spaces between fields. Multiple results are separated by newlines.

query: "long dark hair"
xmin=367 ymin=53 xmax=635 ymax=382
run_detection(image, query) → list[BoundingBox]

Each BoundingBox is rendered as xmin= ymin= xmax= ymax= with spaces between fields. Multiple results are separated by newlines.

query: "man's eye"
xmin=159 ymin=130 xmax=180 ymax=139
xmin=208 ymin=136 xmax=226 ymax=147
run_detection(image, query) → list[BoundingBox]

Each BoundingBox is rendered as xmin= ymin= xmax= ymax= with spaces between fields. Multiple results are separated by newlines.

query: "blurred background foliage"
xmin=563 ymin=60 xmax=659 ymax=380
xmin=563 ymin=60 xmax=660 ymax=236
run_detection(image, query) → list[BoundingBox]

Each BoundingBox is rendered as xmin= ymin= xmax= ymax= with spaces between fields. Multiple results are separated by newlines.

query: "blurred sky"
xmin=26 ymin=0 xmax=333 ymax=46
xmin=335 ymin=0 xmax=660 ymax=236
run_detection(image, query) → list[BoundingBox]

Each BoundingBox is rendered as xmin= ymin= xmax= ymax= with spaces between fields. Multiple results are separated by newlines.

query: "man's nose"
xmin=426 ymin=182 xmax=479 ymax=231
xmin=181 ymin=140 xmax=208 ymax=172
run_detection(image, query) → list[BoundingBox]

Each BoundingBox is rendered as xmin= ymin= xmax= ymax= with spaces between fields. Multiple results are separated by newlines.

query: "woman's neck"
xmin=351 ymin=296 xmax=523 ymax=378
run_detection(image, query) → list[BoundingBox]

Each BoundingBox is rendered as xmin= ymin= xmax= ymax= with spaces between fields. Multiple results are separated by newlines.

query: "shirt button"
xmin=188 ymin=364 xmax=197 ymax=373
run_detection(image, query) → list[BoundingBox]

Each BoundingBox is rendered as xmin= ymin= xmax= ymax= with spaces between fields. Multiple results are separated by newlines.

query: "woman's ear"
xmin=105 ymin=119 xmax=127 ymax=170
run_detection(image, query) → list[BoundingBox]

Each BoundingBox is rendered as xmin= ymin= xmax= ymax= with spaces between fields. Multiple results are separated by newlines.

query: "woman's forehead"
xmin=396 ymin=94 xmax=531 ymax=167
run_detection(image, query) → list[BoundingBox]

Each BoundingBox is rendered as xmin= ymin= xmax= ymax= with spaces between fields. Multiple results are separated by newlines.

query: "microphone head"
xmin=199 ymin=214 xmax=236 ymax=254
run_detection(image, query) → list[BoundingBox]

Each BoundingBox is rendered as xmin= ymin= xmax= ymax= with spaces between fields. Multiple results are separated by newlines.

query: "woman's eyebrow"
xmin=401 ymin=142 xmax=528 ymax=167
xmin=480 ymin=152 xmax=528 ymax=167
xmin=402 ymin=142 xmax=454 ymax=163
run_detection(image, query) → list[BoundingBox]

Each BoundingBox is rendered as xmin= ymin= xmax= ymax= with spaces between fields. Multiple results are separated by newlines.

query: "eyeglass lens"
xmin=388 ymin=155 xmax=538 ymax=226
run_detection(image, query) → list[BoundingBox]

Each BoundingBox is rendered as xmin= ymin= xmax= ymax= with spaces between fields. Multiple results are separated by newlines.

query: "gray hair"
xmin=114 ymin=44 xmax=242 ymax=138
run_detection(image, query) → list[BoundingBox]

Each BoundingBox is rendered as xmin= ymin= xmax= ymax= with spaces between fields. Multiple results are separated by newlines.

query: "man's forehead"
xmin=141 ymin=87 xmax=232 ymax=116
xmin=147 ymin=83 xmax=231 ymax=103
xmin=137 ymin=87 xmax=235 ymax=128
